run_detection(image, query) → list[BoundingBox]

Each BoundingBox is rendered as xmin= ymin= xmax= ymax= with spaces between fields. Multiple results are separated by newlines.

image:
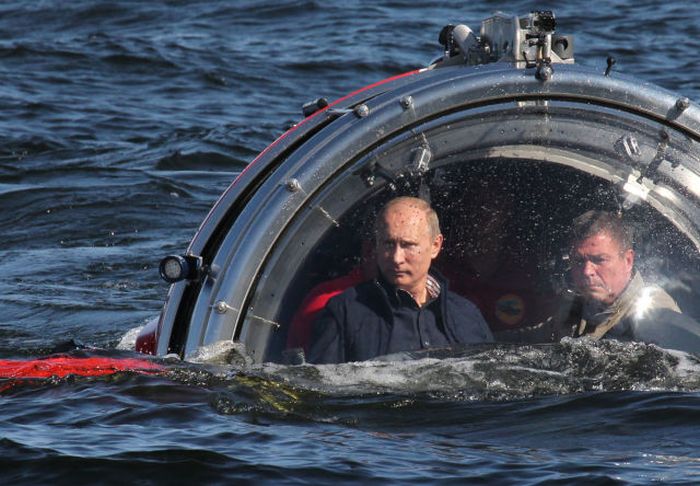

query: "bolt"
xmin=354 ymin=104 xmax=370 ymax=118
xmin=536 ymin=64 xmax=553 ymax=81
xmin=605 ymin=56 xmax=616 ymax=76
xmin=676 ymin=97 xmax=690 ymax=112
xmin=214 ymin=301 xmax=229 ymax=314
xmin=285 ymin=178 xmax=301 ymax=193
xmin=399 ymin=96 xmax=414 ymax=110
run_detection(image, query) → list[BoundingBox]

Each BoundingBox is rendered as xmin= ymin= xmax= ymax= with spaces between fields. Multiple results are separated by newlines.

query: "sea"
xmin=1 ymin=0 xmax=700 ymax=484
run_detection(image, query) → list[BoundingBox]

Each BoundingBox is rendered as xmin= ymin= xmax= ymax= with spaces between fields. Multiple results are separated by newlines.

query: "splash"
xmin=256 ymin=339 xmax=700 ymax=401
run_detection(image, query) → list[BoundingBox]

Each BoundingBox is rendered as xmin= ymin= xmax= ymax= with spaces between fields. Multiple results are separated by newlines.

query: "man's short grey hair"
xmin=376 ymin=196 xmax=441 ymax=238
xmin=570 ymin=210 xmax=633 ymax=251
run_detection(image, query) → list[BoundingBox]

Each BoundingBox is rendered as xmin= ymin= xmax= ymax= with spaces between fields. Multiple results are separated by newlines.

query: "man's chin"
xmin=388 ymin=274 xmax=411 ymax=287
xmin=579 ymin=287 xmax=613 ymax=304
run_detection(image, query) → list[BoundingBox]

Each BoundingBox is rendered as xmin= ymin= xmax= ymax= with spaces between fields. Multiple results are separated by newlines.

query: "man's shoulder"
xmin=623 ymin=272 xmax=680 ymax=314
xmin=441 ymin=289 xmax=494 ymax=341
xmin=444 ymin=289 xmax=481 ymax=312
xmin=325 ymin=279 xmax=381 ymax=307
xmin=642 ymin=284 xmax=681 ymax=313
xmin=428 ymin=270 xmax=474 ymax=308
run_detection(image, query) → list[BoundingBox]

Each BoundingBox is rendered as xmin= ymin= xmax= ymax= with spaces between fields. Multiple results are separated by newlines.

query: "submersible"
xmin=136 ymin=11 xmax=700 ymax=362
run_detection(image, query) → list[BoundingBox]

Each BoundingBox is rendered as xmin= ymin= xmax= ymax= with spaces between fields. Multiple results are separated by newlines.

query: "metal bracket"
xmin=638 ymin=130 xmax=669 ymax=183
xmin=409 ymin=134 xmax=432 ymax=175
xmin=326 ymin=104 xmax=370 ymax=120
xmin=358 ymin=160 xmax=399 ymax=191
xmin=326 ymin=108 xmax=352 ymax=119
xmin=211 ymin=301 xmax=280 ymax=329
xmin=213 ymin=300 xmax=237 ymax=314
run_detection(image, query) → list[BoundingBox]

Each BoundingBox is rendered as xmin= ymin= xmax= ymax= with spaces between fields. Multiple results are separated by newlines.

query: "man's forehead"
xmin=377 ymin=222 xmax=426 ymax=237
xmin=385 ymin=202 xmax=424 ymax=215
xmin=381 ymin=205 xmax=427 ymax=224
xmin=572 ymin=231 xmax=622 ymax=254
xmin=378 ymin=209 xmax=430 ymax=235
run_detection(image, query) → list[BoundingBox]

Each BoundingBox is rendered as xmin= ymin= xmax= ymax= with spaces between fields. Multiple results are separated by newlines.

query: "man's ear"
xmin=624 ymin=248 xmax=635 ymax=271
xmin=431 ymin=233 xmax=443 ymax=259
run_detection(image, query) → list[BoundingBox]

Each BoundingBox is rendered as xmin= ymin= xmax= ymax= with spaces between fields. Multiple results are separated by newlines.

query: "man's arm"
xmin=632 ymin=309 xmax=700 ymax=354
xmin=306 ymin=304 xmax=346 ymax=364
xmin=466 ymin=299 xmax=494 ymax=342
xmin=447 ymin=293 xmax=494 ymax=343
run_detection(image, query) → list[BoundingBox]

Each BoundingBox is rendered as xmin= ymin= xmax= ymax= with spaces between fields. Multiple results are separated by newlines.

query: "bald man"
xmin=308 ymin=197 xmax=493 ymax=364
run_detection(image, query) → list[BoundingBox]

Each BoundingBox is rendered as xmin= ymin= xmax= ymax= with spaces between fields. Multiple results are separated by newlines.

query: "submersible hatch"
xmin=136 ymin=11 xmax=700 ymax=362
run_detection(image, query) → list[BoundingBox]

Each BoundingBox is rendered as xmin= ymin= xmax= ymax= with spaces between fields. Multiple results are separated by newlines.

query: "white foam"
xmin=116 ymin=322 xmax=148 ymax=350
xmin=185 ymin=340 xmax=252 ymax=367
xmin=667 ymin=348 xmax=700 ymax=379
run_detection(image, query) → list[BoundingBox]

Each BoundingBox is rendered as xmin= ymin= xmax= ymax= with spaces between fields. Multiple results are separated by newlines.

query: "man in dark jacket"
xmin=308 ymin=197 xmax=493 ymax=364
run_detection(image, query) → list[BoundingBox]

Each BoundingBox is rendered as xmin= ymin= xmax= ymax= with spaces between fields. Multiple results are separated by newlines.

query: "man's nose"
xmin=390 ymin=244 xmax=405 ymax=263
xmin=582 ymin=260 xmax=597 ymax=276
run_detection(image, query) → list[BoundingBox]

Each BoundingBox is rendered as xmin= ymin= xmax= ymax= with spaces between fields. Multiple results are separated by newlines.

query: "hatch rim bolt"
xmin=354 ymin=104 xmax=370 ymax=118
xmin=605 ymin=56 xmax=616 ymax=76
xmin=536 ymin=64 xmax=553 ymax=81
xmin=285 ymin=178 xmax=301 ymax=193
xmin=676 ymin=97 xmax=690 ymax=112
xmin=214 ymin=301 xmax=229 ymax=314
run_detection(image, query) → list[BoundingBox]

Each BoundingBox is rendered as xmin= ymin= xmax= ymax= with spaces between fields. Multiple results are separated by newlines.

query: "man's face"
xmin=376 ymin=202 xmax=442 ymax=295
xmin=570 ymin=231 xmax=634 ymax=305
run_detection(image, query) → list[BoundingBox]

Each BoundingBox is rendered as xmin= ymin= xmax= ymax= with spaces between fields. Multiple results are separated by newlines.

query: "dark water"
xmin=1 ymin=1 xmax=700 ymax=483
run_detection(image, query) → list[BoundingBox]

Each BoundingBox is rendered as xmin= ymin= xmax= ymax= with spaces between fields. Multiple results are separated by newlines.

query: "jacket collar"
xmin=375 ymin=268 xmax=445 ymax=307
xmin=578 ymin=270 xmax=643 ymax=338
xmin=582 ymin=270 xmax=643 ymax=317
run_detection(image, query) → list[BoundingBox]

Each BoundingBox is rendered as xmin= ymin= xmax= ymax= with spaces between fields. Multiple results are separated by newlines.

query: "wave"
xmin=259 ymin=340 xmax=700 ymax=398
xmin=155 ymin=150 xmax=247 ymax=171
xmin=6 ymin=337 xmax=698 ymax=401
xmin=154 ymin=338 xmax=700 ymax=417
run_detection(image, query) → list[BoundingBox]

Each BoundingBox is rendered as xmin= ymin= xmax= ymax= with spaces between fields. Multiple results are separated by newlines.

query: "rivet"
xmin=400 ymin=96 xmax=414 ymax=110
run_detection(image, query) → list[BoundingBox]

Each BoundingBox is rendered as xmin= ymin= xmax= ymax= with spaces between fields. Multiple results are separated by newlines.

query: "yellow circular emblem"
xmin=495 ymin=293 xmax=525 ymax=327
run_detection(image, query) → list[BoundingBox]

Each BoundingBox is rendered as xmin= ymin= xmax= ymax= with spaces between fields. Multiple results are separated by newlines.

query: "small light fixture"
xmin=159 ymin=254 xmax=203 ymax=283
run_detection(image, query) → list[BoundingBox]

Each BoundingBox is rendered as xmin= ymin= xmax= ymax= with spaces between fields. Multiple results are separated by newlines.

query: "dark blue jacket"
xmin=307 ymin=272 xmax=493 ymax=364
